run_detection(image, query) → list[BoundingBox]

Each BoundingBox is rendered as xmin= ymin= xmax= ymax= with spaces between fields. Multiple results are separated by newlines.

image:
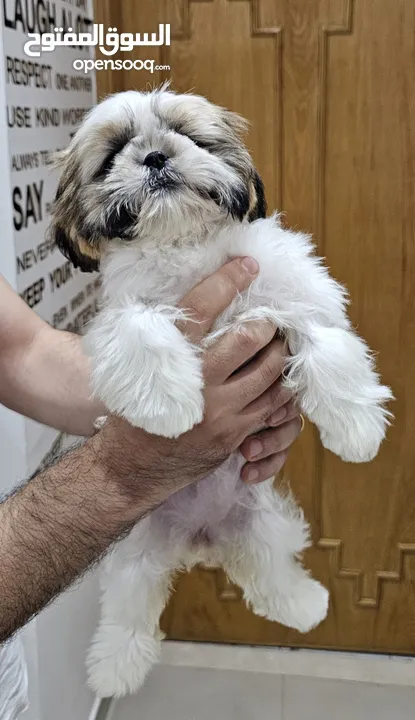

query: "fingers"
xmin=177 ymin=257 xmax=259 ymax=343
xmin=239 ymin=373 xmax=292 ymax=428
xmin=224 ymin=338 xmax=286 ymax=410
xmin=240 ymin=451 xmax=288 ymax=484
xmin=204 ymin=321 xmax=276 ymax=384
xmin=265 ymin=398 xmax=299 ymax=428
xmin=240 ymin=413 xmax=302 ymax=463
xmin=240 ymin=414 xmax=302 ymax=484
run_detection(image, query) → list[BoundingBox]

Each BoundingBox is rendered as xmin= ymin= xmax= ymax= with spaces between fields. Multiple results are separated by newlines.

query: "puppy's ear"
xmin=221 ymin=108 xmax=249 ymax=138
xmin=248 ymin=169 xmax=267 ymax=221
xmin=52 ymin=221 xmax=101 ymax=273
xmin=50 ymin=178 xmax=101 ymax=273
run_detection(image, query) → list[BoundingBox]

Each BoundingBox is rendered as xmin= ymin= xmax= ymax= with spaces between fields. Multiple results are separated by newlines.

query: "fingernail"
xmin=246 ymin=468 xmax=259 ymax=483
xmin=249 ymin=439 xmax=263 ymax=458
xmin=269 ymin=406 xmax=287 ymax=425
xmin=240 ymin=256 xmax=259 ymax=275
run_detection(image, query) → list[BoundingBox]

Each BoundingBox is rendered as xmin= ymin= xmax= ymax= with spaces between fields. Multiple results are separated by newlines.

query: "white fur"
xmin=85 ymin=214 xmax=391 ymax=698
xmin=89 ymin=216 xmax=391 ymax=462
xmin=86 ymin=302 xmax=204 ymax=436
xmin=62 ymin=90 xmax=392 ymax=698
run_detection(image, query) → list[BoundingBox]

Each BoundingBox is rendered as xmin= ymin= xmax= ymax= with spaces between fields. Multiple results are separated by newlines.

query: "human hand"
xmin=176 ymin=256 xmax=302 ymax=484
xmin=239 ymin=398 xmax=302 ymax=483
xmin=94 ymin=257 xmax=301 ymax=515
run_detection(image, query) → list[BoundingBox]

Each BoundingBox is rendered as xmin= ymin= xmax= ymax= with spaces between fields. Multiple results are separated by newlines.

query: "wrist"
xmin=86 ymin=422 xmax=167 ymax=524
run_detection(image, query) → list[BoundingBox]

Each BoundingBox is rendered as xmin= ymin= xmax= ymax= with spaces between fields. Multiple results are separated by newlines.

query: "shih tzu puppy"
xmin=49 ymin=86 xmax=393 ymax=698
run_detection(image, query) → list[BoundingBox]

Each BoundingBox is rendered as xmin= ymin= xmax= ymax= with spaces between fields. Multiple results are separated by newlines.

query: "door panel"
xmin=96 ymin=0 xmax=415 ymax=653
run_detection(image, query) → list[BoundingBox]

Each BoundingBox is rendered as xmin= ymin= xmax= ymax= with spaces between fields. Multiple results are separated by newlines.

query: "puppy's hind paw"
xmin=87 ymin=624 xmax=160 ymax=698
xmin=252 ymin=578 xmax=329 ymax=634
xmin=286 ymin=579 xmax=329 ymax=633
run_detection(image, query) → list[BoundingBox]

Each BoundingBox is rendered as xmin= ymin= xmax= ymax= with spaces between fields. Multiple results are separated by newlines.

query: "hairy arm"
xmin=0 ymin=259 xmax=301 ymax=642
xmin=0 ymin=275 xmax=104 ymax=436
xmin=0 ymin=433 xmax=141 ymax=642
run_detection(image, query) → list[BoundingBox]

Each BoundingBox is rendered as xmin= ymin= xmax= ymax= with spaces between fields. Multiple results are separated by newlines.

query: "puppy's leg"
xmin=276 ymin=226 xmax=394 ymax=462
xmin=86 ymin=519 xmax=181 ymax=698
xmin=286 ymin=324 xmax=393 ymax=463
xmin=85 ymin=301 xmax=204 ymax=437
xmin=227 ymin=217 xmax=392 ymax=462
xmin=222 ymin=483 xmax=328 ymax=633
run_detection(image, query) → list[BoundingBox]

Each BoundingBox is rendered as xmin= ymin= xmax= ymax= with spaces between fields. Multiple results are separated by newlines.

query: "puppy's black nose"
xmin=143 ymin=151 xmax=168 ymax=170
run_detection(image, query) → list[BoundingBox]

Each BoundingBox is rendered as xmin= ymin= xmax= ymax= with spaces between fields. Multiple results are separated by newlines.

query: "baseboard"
xmin=160 ymin=641 xmax=415 ymax=687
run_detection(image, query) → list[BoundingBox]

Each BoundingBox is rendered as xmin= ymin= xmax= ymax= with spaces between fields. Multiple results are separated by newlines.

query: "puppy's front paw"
xmin=320 ymin=395 xmax=392 ymax=463
xmin=115 ymin=354 xmax=204 ymax=437
xmin=129 ymin=385 xmax=204 ymax=438
xmin=88 ymin=306 xmax=205 ymax=438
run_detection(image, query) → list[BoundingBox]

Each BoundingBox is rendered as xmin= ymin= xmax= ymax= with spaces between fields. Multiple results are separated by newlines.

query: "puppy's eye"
xmin=171 ymin=124 xmax=211 ymax=151
xmin=93 ymin=137 xmax=130 ymax=180
xmin=192 ymin=138 xmax=210 ymax=150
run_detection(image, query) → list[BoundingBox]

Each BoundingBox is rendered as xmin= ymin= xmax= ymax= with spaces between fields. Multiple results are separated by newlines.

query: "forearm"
xmin=0 ymin=430 xmax=157 ymax=643
xmin=0 ymin=324 xmax=104 ymax=436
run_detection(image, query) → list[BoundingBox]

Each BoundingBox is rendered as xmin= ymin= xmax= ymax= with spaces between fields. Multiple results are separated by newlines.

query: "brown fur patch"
xmin=248 ymin=179 xmax=258 ymax=216
xmin=77 ymin=237 xmax=101 ymax=260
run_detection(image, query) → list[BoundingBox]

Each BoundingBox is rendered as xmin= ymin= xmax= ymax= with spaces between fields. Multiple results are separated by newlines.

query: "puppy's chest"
xmin=135 ymin=257 xmax=272 ymax=317
xmin=136 ymin=262 xmax=272 ymax=336
xmin=105 ymin=225 xmax=279 ymax=327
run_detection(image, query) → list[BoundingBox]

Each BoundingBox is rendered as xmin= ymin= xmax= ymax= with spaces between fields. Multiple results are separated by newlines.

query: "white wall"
xmin=0 ymin=2 xmax=100 ymax=718
xmin=35 ymin=434 xmax=100 ymax=720
xmin=0 ymin=17 xmax=41 ymax=720
xmin=37 ymin=574 xmax=99 ymax=720
xmin=0 ymin=0 xmax=26 ymax=495
xmin=2 ymin=0 xmax=99 ymax=474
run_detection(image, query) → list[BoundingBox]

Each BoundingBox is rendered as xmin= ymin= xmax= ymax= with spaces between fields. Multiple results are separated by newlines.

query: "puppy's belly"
xmin=151 ymin=452 xmax=254 ymax=544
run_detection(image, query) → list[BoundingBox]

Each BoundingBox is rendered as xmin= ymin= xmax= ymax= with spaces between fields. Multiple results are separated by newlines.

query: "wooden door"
xmin=95 ymin=0 xmax=415 ymax=654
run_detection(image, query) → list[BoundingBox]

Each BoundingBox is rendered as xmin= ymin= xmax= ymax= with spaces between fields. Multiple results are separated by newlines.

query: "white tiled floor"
xmin=110 ymin=666 xmax=282 ymax=720
xmin=109 ymin=666 xmax=415 ymax=720
xmin=283 ymin=676 xmax=415 ymax=720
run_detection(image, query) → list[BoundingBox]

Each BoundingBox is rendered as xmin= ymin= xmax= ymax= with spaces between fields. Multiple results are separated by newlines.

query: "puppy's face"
xmin=50 ymin=88 xmax=266 ymax=271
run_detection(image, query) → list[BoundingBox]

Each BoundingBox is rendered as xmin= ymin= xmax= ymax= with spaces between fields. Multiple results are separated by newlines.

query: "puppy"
xmin=49 ymin=87 xmax=393 ymax=698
